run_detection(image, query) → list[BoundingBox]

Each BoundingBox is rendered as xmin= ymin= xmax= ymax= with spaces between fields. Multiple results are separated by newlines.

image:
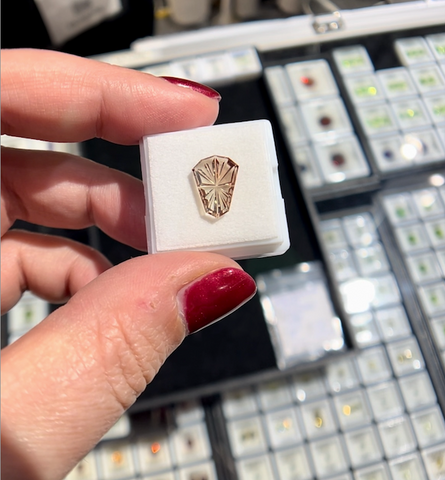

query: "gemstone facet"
xmin=192 ymin=155 xmax=239 ymax=218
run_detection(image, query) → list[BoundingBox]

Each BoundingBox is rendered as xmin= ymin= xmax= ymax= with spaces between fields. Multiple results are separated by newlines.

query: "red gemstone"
xmin=319 ymin=116 xmax=332 ymax=127
xmin=300 ymin=76 xmax=315 ymax=86
xmin=332 ymin=154 xmax=345 ymax=166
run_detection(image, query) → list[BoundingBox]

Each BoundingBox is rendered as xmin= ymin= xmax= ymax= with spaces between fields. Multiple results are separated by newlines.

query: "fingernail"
xmin=161 ymin=76 xmax=221 ymax=101
xmin=178 ymin=268 xmax=256 ymax=334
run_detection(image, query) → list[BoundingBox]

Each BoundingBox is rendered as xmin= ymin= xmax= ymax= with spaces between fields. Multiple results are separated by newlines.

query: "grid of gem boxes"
xmin=382 ymin=182 xmax=445 ymax=367
xmin=7 ymin=213 xmax=445 ymax=480
xmin=65 ymin=402 xmax=218 ymax=480
xmin=224 ymin=212 xmax=445 ymax=480
xmin=265 ymin=33 xmax=445 ymax=189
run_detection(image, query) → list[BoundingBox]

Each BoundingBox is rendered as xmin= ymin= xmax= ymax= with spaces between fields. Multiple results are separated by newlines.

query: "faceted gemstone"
xmin=383 ymin=149 xmax=394 ymax=160
xmin=192 ymin=155 xmax=239 ymax=218
xmin=300 ymin=76 xmax=315 ymax=86
xmin=332 ymin=153 xmax=346 ymax=166
xmin=319 ymin=116 xmax=332 ymax=127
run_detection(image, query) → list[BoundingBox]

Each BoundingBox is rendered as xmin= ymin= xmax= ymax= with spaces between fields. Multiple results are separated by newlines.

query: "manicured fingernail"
xmin=178 ymin=268 xmax=256 ymax=334
xmin=161 ymin=76 xmax=221 ymax=101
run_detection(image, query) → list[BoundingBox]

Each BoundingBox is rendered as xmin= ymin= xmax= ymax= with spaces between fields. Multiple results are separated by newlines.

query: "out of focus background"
xmin=1 ymin=0 xmax=425 ymax=56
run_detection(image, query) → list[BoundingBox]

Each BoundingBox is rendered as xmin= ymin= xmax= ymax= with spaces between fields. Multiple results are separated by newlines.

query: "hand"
xmin=1 ymin=49 xmax=256 ymax=480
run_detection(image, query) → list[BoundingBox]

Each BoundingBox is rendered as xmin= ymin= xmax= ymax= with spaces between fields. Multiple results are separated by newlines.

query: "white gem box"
xmin=139 ymin=120 xmax=290 ymax=259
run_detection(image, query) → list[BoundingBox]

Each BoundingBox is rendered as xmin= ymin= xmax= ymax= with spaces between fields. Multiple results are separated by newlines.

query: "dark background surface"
xmin=1 ymin=0 xmax=155 ymax=56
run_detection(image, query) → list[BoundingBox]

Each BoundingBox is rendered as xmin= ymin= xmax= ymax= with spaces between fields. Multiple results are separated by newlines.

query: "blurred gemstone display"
xmin=192 ymin=155 xmax=239 ymax=218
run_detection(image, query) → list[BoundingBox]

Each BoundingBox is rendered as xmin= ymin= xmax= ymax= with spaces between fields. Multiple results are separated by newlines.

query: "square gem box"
xmin=140 ymin=120 xmax=289 ymax=259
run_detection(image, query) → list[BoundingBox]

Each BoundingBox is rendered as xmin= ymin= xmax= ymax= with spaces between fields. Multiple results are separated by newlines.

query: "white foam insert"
xmin=140 ymin=120 xmax=290 ymax=259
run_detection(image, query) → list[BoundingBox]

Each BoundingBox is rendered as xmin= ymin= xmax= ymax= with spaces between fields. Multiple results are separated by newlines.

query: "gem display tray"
xmin=61 ymin=179 xmax=445 ymax=479
xmin=262 ymin=30 xmax=445 ymax=200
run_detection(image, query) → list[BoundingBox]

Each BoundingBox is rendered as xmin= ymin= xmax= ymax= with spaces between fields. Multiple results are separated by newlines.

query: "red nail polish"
xmin=178 ymin=268 xmax=256 ymax=334
xmin=161 ymin=76 xmax=221 ymax=101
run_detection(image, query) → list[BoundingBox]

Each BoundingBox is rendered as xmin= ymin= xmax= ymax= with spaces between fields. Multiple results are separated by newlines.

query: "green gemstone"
xmin=407 ymin=48 xmax=427 ymax=58
xmin=396 ymin=207 xmax=406 ymax=218
xmin=434 ymin=227 xmax=444 ymax=240
xmin=367 ymin=116 xmax=392 ymax=128
xmin=419 ymin=75 xmax=437 ymax=86
xmin=388 ymin=81 xmax=408 ymax=92
xmin=408 ymin=234 xmax=417 ymax=245
xmin=430 ymin=293 xmax=439 ymax=305
xmin=25 ymin=308 xmax=34 ymax=323
xmin=342 ymin=57 xmax=365 ymax=68
xmin=433 ymin=104 xmax=445 ymax=117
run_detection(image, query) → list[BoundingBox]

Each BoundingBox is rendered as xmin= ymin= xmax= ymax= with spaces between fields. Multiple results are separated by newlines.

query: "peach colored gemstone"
xmin=192 ymin=155 xmax=239 ymax=218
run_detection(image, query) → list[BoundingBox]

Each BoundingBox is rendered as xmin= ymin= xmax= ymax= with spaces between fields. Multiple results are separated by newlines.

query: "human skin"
xmin=1 ymin=49 xmax=256 ymax=480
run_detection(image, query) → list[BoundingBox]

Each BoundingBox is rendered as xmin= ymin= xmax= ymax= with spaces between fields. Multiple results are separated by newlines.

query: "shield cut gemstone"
xmin=192 ymin=155 xmax=239 ymax=218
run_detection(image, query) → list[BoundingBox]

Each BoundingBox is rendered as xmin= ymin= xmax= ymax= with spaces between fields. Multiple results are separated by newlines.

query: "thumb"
xmin=1 ymin=252 xmax=256 ymax=480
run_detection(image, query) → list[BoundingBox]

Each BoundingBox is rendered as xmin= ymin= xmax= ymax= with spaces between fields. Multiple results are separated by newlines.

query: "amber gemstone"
xmin=192 ymin=155 xmax=239 ymax=218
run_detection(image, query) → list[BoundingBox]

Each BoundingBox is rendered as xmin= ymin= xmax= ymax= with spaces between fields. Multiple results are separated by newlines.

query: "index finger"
xmin=1 ymin=49 xmax=220 ymax=145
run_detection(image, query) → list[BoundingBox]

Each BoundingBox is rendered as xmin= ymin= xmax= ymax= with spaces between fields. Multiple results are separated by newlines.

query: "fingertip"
xmin=178 ymin=267 xmax=256 ymax=334
xmin=1 ymin=49 xmax=221 ymax=144
xmin=160 ymin=77 xmax=222 ymax=101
